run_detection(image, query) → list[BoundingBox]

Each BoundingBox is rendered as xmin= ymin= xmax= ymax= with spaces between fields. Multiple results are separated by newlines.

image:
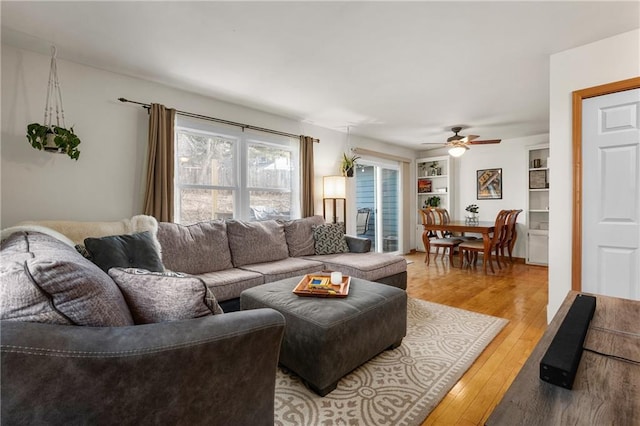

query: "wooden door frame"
xmin=571 ymin=76 xmax=640 ymax=291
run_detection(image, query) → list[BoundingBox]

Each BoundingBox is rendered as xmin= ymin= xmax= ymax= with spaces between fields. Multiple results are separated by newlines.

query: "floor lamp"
xmin=323 ymin=176 xmax=346 ymax=225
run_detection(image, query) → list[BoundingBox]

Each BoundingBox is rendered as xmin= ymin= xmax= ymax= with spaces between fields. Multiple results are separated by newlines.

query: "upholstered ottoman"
xmin=240 ymin=276 xmax=407 ymax=396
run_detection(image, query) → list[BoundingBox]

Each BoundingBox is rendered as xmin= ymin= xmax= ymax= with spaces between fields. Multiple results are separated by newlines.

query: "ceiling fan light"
xmin=448 ymin=146 xmax=467 ymax=157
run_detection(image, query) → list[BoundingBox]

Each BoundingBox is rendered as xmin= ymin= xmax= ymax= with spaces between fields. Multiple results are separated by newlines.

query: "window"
xmin=175 ymin=118 xmax=299 ymax=224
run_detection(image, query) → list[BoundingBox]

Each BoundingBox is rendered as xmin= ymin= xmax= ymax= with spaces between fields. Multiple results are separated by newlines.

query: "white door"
xmin=582 ymin=88 xmax=640 ymax=299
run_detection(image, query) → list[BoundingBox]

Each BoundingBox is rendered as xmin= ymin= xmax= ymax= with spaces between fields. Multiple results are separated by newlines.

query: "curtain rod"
xmin=118 ymin=98 xmax=319 ymax=142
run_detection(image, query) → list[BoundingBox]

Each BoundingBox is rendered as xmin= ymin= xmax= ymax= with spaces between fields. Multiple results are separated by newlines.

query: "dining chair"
xmin=434 ymin=208 xmax=477 ymax=242
xmin=458 ymin=209 xmax=509 ymax=273
xmin=419 ymin=208 xmax=463 ymax=267
xmin=498 ymin=209 xmax=523 ymax=264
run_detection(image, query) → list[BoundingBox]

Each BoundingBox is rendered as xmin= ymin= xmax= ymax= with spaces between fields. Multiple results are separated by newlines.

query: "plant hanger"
xmin=26 ymin=46 xmax=81 ymax=160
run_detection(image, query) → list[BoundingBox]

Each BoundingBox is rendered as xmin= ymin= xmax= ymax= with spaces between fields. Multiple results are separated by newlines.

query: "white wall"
xmin=418 ymin=133 xmax=548 ymax=258
xmin=549 ymin=29 xmax=640 ymax=322
xmin=1 ymin=45 xmax=416 ymax=244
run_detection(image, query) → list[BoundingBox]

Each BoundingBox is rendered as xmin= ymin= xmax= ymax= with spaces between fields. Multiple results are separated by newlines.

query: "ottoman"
xmin=240 ymin=276 xmax=407 ymax=396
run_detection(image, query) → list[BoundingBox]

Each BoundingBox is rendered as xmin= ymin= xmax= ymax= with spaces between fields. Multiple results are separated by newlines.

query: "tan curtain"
xmin=300 ymin=135 xmax=316 ymax=217
xmin=143 ymin=104 xmax=176 ymax=222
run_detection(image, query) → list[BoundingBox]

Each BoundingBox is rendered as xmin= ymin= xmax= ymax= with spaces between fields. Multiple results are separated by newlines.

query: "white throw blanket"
xmin=1 ymin=215 xmax=161 ymax=255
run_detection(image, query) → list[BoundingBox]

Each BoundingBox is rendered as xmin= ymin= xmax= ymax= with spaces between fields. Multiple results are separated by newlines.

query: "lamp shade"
xmin=323 ymin=175 xmax=346 ymax=198
xmin=448 ymin=146 xmax=467 ymax=157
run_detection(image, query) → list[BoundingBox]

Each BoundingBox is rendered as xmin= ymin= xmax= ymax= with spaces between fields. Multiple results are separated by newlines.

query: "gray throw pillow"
xmin=157 ymin=221 xmax=233 ymax=274
xmin=312 ymin=222 xmax=350 ymax=255
xmin=1 ymin=231 xmax=134 ymax=326
xmin=226 ymin=220 xmax=289 ymax=267
xmin=84 ymin=231 xmax=164 ymax=273
xmin=280 ymin=215 xmax=326 ymax=257
xmin=109 ymin=268 xmax=223 ymax=324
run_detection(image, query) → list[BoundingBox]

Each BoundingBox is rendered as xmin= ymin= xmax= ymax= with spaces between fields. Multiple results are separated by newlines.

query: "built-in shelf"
xmin=527 ymin=145 xmax=549 ymax=265
xmin=416 ymin=155 xmax=452 ymax=252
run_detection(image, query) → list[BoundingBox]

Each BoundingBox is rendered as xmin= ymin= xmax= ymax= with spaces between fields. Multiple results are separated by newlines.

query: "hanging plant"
xmin=341 ymin=153 xmax=360 ymax=177
xmin=26 ymin=46 xmax=81 ymax=160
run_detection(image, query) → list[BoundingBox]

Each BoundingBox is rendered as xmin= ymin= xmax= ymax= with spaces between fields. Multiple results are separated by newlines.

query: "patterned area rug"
xmin=274 ymin=297 xmax=507 ymax=425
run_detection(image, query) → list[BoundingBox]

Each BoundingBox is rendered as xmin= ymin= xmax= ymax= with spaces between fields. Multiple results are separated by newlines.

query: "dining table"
xmin=422 ymin=220 xmax=496 ymax=273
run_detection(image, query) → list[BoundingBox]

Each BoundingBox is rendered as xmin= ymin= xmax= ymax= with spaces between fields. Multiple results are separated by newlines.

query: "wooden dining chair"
xmin=497 ymin=209 xmax=523 ymax=264
xmin=458 ymin=210 xmax=509 ymax=273
xmin=419 ymin=208 xmax=463 ymax=266
xmin=435 ymin=208 xmax=477 ymax=242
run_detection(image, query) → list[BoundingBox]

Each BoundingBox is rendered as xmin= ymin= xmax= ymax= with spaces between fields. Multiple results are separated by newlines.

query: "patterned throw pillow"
xmin=312 ymin=222 xmax=350 ymax=255
xmin=108 ymin=268 xmax=223 ymax=325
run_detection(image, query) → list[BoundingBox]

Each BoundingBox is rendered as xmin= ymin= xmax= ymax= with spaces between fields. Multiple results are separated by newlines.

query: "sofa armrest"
xmin=345 ymin=235 xmax=372 ymax=253
xmin=1 ymin=309 xmax=285 ymax=425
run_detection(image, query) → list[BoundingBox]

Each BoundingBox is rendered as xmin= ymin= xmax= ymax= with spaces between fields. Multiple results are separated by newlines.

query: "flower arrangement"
xmin=465 ymin=204 xmax=479 ymax=213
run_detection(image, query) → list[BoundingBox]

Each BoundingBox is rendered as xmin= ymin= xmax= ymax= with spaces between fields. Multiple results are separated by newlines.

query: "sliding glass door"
xmin=355 ymin=162 xmax=400 ymax=253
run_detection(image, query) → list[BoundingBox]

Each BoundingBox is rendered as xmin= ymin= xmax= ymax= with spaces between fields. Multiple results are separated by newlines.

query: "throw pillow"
xmin=84 ymin=231 xmax=164 ymax=273
xmin=226 ymin=220 xmax=289 ymax=267
xmin=280 ymin=215 xmax=326 ymax=257
xmin=312 ymin=222 xmax=350 ymax=255
xmin=157 ymin=221 xmax=233 ymax=274
xmin=109 ymin=268 xmax=223 ymax=324
xmin=1 ymin=231 xmax=134 ymax=327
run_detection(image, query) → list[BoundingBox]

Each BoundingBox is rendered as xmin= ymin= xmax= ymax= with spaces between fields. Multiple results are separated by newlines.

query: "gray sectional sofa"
xmin=157 ymin=215 xmax=407 ymax=311
xmin=0 ymin=214 xmax=407 ymax=424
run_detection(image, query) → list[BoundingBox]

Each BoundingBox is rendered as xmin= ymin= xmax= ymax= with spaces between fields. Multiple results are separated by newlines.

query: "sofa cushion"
xmin=0 ymin=231 xmax=134 ymax=326
xmin=109 ymin=268 xmax=223 ymax=324
xmin=84 ymin=231 xmax=164 ymax=274
xmin=312 ymin=222 xmax=349 ymax=255
xmin=280 ymin=215 xmax=325 ymax=257
xmin=239 ymin=257 xmax=325 ymax=283
xmin=157 ymin=221 xmax=233 ymax=274
xmin=226 ymin=220 xmax=288 ymax=267
xmin=197 ymin=268 xmax=265 ymax=302
xmin=304 ymin=252 xmax=407 ymax=282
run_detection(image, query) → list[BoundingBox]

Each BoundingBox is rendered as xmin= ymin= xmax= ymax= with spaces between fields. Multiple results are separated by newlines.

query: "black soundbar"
xmin=540 ymin=294 xmax=596 ymax=389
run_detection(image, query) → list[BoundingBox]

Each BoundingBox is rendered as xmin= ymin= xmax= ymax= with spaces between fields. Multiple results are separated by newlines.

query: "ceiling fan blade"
xmin=421 ymin=142 xmax=446 ymax=145
xmin=468 ymin=139 xmax=501 ymax=145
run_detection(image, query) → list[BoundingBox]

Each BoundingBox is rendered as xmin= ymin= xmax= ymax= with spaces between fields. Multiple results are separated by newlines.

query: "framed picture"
xmin=529 ymin=170 xmax=548 ymax=189
xmin=477 ymin=168 xmax=502 ymax=200
xmin=417 ymin=178 xmax=432 ymax=193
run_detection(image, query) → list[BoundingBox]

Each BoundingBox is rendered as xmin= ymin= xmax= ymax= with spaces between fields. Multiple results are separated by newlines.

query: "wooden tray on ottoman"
xmin=293 ymin=273 xmax=351 ymax=298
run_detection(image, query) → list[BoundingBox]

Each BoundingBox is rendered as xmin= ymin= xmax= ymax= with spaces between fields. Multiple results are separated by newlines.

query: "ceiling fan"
xmin=424 ymin=127 xmax=502 ymax=157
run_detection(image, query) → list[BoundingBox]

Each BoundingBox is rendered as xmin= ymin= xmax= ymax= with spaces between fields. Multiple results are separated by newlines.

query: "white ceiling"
xmin=2 ymin=1 xmax=639 ymax=150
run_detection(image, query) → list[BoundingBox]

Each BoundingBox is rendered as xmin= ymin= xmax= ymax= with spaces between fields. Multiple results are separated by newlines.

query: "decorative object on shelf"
xmin=532 ymin=158 xmax=542 ymax=168
xmin=341 ymin=152 xmax=360 ymax=177
xmin=427 ymin=196 xmax=441 ymax=207
xmin=417 ymin=178 xmax=432 ymax=193
xmin=476 ymin=168 xmax=502 ymax=200
xmin=430 ymin=161 xmax=440 ymax=176
xmin=465 ymin=204 xmax=479 ymax=224
xmin=25 ymin=46 xmax=81 ymax=160
xmin=529 ymin=170 xmax=548 ymax=189
xmin=419 ymin=162 xmax=427 ymax=176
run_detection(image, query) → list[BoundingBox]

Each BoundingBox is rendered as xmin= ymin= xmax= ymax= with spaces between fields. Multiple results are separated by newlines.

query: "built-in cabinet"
xmin=526 ymin=145 xmax=549 ymax=265
xmin=416 ymin=155 xmax=452 ymax=251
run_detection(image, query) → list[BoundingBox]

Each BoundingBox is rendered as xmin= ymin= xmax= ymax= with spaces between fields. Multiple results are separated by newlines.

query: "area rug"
xmin=274 ymin=297 xmax=507 ymax=426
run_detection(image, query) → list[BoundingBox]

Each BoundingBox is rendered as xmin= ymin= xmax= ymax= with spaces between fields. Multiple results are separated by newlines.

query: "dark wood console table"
xmin=487 ymin=291 xmax=640 ymax=425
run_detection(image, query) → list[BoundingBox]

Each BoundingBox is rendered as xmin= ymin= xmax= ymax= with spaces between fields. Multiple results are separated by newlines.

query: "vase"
xmin=465 ymin=212 xmax=479 ymax=224
xmin=345 ymin=167 xmax=354 ymax=177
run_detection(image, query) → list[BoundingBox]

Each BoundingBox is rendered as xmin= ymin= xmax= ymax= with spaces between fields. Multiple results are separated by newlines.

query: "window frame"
xmin=174 ymin=117 xmax=300 ymax=223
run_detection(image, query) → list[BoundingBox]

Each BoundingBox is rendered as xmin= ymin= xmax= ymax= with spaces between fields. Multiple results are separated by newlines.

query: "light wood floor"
xmin=403 ymin=252 xmax=549 ymax=426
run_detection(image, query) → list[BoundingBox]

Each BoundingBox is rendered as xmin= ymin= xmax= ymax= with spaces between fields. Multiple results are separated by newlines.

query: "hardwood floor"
xmin=403 ymin=252 xmax=549 ymax=426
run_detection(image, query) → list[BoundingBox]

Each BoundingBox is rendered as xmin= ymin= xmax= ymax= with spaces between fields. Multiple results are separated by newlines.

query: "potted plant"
xmin=25 ymin=46 xmax=81 ymax=161
xmin=341 ymin=153 xmax=360 ymax=177
xmin=465 ymin=204 xmax=479 ymax=223
xmin=430 ymin=161 xmax=439 ymax=176
xmin=27 ymin=123 xmax=81 ymax=160
xmin=427 ymin=196 xmax=441 ymax=207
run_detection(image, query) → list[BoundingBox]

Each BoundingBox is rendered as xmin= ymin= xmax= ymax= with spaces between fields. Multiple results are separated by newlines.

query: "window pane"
xmin=179 ymin=188 xmax=234 ymax=225
xmin=247 ymin=144 xmax=292 ymax=189
xmin=249 ymin=190 xmax=291 ymax=221
xmin=177 ymin=131 xmax=235 ymax=186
